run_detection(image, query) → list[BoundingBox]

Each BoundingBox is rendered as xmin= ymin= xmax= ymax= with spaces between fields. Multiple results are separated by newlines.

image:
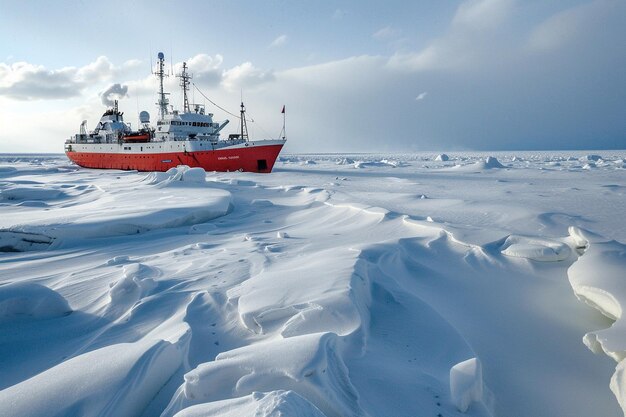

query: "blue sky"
xmin=1 ymin=0 xmax=624 ymax=153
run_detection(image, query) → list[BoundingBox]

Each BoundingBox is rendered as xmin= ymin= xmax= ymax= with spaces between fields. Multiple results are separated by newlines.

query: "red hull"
xmin=66 ymin=144 xmax=284 ymax=173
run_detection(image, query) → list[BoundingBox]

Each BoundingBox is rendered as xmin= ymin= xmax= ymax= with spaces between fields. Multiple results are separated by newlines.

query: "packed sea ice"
xmin=0 ymin=151 xmax=624 ymax=417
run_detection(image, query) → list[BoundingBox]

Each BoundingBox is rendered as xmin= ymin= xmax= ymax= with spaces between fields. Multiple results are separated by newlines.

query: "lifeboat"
xmin=123 ymin=132 xmax=150 ymax=142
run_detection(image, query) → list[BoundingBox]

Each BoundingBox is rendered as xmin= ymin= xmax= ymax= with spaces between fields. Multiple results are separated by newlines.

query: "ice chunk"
xmin=380 ymin=159 xmax=406 ymax=167
xmin=568 ymin=226 xmax=589 ymax=250
xmin=580 ymin=154 xmax=603 ymax=162
xmin=483 ymin=156 xmax=505 ymax=168
xmin=435 ymin=153 xmax=449 ymax=161
xmin=450 ymin=357 xmax=484 ymax=412
xmin=353 ymin=160 xmax=401 ymax=169
xmin=449 ymin=156 xmax=505 ymax=171
xmin=145 ymin=165 xmax=206 ymax=184
xmin=500 ymin=235 xmax=571 ymax=262
xmin=182 ymin=167 xmax=208 ymax=183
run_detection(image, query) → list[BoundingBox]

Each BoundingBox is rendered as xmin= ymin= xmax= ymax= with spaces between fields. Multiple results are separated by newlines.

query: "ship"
xmin=64 ymin=52 xmax=286 ymax=173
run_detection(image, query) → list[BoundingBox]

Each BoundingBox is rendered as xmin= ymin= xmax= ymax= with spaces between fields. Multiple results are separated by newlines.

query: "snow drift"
xmin=0 ymin=152 xmax=624 ymax=417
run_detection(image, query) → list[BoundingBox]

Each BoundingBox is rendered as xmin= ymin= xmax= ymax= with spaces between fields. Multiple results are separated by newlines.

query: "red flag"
xmin=281 ymin=105 xmax=285 ymax=114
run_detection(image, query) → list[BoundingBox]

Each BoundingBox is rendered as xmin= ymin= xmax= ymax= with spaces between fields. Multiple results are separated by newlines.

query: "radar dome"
xmin=158 ymin=52 xmax=164 ymax=60
xmin=139 ymin=111 xmax=150 ymax=123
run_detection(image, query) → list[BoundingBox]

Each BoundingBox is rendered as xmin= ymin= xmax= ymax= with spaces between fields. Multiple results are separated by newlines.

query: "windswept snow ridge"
xmin=566 ymin=227 xmax=626 ymax=414
xmin=163 ymin=333 xmax=361 ymax=417
xmin=171 ymin=390 xmax=326 ymax=417
xmin=0 ymin=165 xmax=231 ymax=248
xmin=0 ymin=339 xmax=184 ymax=417
xmin=0 ymin=152 xmax=624 ymax=417
xmin=0 ymin=282 xmax=71 ymax=321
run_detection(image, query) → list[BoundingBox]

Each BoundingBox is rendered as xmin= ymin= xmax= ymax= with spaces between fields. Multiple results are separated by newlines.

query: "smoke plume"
xmin=101 ymin=83 xmax=128 ymax=107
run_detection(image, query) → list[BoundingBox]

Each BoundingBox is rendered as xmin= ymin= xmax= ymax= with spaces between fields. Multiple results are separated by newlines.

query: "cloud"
xmin=387 ymin=0 xmax=516 ymax=73
xmin=100 ymin=83 xmax=128 ymax=107
xmin=186 ymin=54 xmax=223 ymax=72
xmin=261 ymin=8 xmax=625 ymax=153
xmin=0 ymin=56 xmax=121 ymax=101
xmin=0 ymin=62 xmax=80 ymax=100
xmin=373 ymin=26 xmax=400 ymax=40
xmin=269 ymin=35 xmax=288 ymax=48
xmin=121 ymin=59 xmax=142 ymax=71
xmin=451 ymin=0 xmax=515 ymax=32
xmin=526 ymin=0 xmax=621 ymax=53
xmin=75 ymin=56 xmax=115 ymax=84
xmin=387 ymin=46 xmax=442 ymax=72
xmin=177 ymin=54 xmax=224 ymax=86
xmin=221 ymin=62 xmax=275 ymax=91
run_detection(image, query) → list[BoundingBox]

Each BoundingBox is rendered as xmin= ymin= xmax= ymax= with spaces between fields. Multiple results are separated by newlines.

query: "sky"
xmin=0 ymin=0 xmax=624 ymax=153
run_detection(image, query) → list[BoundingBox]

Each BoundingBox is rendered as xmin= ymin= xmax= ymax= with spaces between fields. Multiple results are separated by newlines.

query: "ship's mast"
xmin=155 ymin=52 xmax=169 ymax=119
xmin=177 ymin=62 xmax=192 ymax=113
xmin=240 ymin=101 xmax=249 ymax=141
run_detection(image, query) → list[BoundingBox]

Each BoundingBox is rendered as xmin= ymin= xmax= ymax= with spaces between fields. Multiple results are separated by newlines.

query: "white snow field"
xmin=0 ymin=151 xmax=624 ymax=417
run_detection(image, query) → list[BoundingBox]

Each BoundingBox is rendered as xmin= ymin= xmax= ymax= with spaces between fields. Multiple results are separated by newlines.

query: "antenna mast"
xmin=177 ymin=62 xmax=192 ymax=113
xmin=240 ymin=101 xmax=249 ymax=141
xmin=155 ymin=52 xmax=169 ymax=119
